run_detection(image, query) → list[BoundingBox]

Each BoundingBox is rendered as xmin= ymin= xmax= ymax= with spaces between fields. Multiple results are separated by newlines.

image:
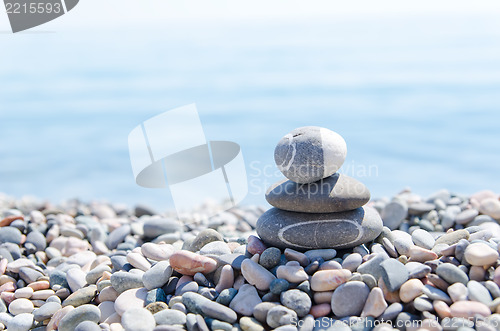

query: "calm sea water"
xmin=1 ymin=16 xmax=500 ymax=210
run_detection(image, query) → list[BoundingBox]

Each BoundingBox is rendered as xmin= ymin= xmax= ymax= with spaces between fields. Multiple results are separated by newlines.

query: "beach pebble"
xmin=467 ymin=280 xmax=492 ymax=305
xmin=189 ymin=229 xmax=224 ymax=252
xmin=436 ymin=263 xmax=468 ymax=285
xmin=479 ymin=198 xmax=500 ymax=220
xmin=284 ymin=248 xmax=309 ymax=267
xmin=153 ymin=308 xmax=187 ymax=325
xmin=399 ymin=279 xmax=424 ymax=303
xmin=241 ymin=258 xmax=276 ymax=291
xmin=141 ymin=243 xmax=174 ymax=261
xmin=435 ymin=229 xmax=469 ymax=246
xmin=67 ymin=268 xmax=87 ymax=292
xmin=449 ymin=301 xmax=491 ymax=318
xmin=331 ymin=281 xmax=370 ymax=317
xmin=62 ymin=285 xmax=97 ymax=307
xmin=259 ymin=247 xmax=281 ymax=269
xmin=229 ymin=284 xmax=262 ymax=316
xmin=74 ymin=321 xmax=101 ymax=331
xmin=169 ymin=250 xmax=217 ymax=275
xmin=381 ymin=200 xmax=408 ymax=230
xmin=448 ymin=283 xmax=468 ymax=303
xmin=266 ymin=305 xmax=297 ymax=328
xmin=341 ymin=253 xmax=362 ymax=272
xmin=7 ymin=313 xmax=33 ymax=331
xmin=247 ymin=235 xmax=267 ymax=255
xmin=361 ymin=287 xmax=387 ymax=318
xmin=422 ymin=285 xmax=452 ymax=304
xmin=14 ymin=287 xmax=33 ymax=299
xmin=8 ymin=298 xmax=34 ymax=315
xmin=455 ymin=209 xmax=479 ymax=225
xmin=257 ymin=206 xmax=383 ymax=250
xmin=266 ymin=173 xmax=370 ymax=213
xmin=182 ymin=291 xmax=237 ymax=323
xmin=114 ymin=287 xmax=148 ymax=315
xmin=464 ymin=242 xmax=499 ymax=266
xmin=110 ymin=271 xmax=144 ymax=293
xmin=239 ymin=316 xmax=265 ymax=331
xmin=276 ymin=264 xmax=309 ymax=283
xmin=380 ymin=258 xmax=409 ymax=292
xmin=274 ymin=126 xmax=347 ymax=183
xmin=280 ymin=289 xmax=311 ymax=317
xmin=310 ymin=269 xmax=351 ymax=291
xmin=142 ymin=261 xmax=172 ymax=290
xmin=411 ymin=229 xmax=435 ymax=249
xmin=143 ymin=218 xmax=182 ymax=238
xmin=58 ymin=304 xmax=101 ymax=331
xmin=408 ymin=246 xmax=438 ymax=262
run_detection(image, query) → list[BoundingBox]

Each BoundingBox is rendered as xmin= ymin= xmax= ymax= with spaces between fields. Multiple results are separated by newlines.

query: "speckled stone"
xmin=274 ymin=126 xmax=347 ymax=184
xmin=256 ymin=206 xmax=383 ymax=250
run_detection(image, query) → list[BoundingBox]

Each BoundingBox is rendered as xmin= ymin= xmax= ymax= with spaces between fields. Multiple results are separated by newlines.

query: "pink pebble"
xmin=169 ymin=250 xmax=217 ymax=276
xmin=246 ymin=235 xmax=267 ymax=255
xmin=0 ymin=259 xmax=8 ymax=275
xmin=1 ymin=291 xmax=15 ymax=304
xmin=310 ymin=303 xmax=331 ymax=318
xmin=0 ymin=281 xmax=17 ymax=293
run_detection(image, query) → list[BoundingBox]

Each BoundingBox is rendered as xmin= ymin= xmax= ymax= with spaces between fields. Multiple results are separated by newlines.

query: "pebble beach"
xmin=1 ymin=127 xmax=500 ymax=331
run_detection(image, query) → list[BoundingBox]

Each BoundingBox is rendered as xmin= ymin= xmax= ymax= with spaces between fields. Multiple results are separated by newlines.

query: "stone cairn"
xmin=256 ymin=126 xmax=383 ymax=251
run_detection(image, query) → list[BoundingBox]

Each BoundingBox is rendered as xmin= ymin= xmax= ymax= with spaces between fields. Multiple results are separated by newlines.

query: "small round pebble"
xmin=121 ymin=308 xmax=156 ymax=331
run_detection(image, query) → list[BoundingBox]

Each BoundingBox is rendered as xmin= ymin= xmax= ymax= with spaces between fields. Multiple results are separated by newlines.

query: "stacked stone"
xmin=256 ymin=126 xmax=383 ymax=251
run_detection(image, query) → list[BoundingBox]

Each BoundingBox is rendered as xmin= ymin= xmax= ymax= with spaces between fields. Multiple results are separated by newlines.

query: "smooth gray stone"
xmin=331 ymin=281 xmax=370 ymax=318
xmin=455 ymin=209 xmax=479 ymax=225
xmin=256 ymin=206 xmax=383 ymax=250
xmin=0 ymin=227 xmax=22 ymax=244
xmin=408 ymin=202 xmax=435 ymax=215
xmin=280 ymin=289 xmax=311 ymax=318
xmin=467 ymin=280 xmax=493 ymax=305
xmin=436 ymin=263 xmax=468 ymax=285
xmin=189 ymin=229 xmax=223 ymax=252
xmin=182 ymin=292 xmax=237 ymax=323
xmin=7 ymin=313 xmax=34 ymax=331
xmin=414 ymin=297 xmax=433 ymax=312
xmin=74 ymin=321 xmax=101 ymax=331
xmin=422 ymin=285 xmax=452 ymax=304
xmin=143 ymin=261 xmax=172 ymax=290
xmin=19 ymin=267 xmax=44 ymax=284
xmin=106 ymin=225 xmax=131 ymax=249
xmin=58 ymin=304 xmax=101 ymax=331
xmin=270 ymin=279 xmax=290 ymax=295
xmin=154 ymin=309 xmax=187 ymax=325
xmin=110 ymin=270 xmax=144 ymax=293
xmin=405 ymin=262 xmax=431 ymax=279
xmin=265 ymin=173 xmax=370 ymax=213
xmin=378 ymin=302 xmax=403 ymax=321
xmin=274 ymin=126 xmax=346 ymax=184
xmin=357 ymin=253 xmax=389 ymax=280
xmin=199 ymin=241 xmax=231 ymax=257
xmin=380 ymin=259 xmax=409 ymax=292
xmin=143 ymin=218 xmax=182 ymax=238
xmin=216 ymin=288 xmax=237 ymax=306
xmin=266 ymin=305 xmax=298 ymax=329
xmin=50 ymin=269 xmax=69 ymax=289
xmin=381 ymin=200 xmax=408 ymax=230
xmin=175 ymin=281 xmax=198 ymax=296
xmin=411 ymin=229 xmax=435 ymax=250
xmin=34 ymin=302 xmax=62 ymax=321
xmin=0 ymin=247 xmax=13 ymax=262
xmin=216 ymin=254 xmax=247 ymax=271
xmin=26 ymin=231 xmax=47 ymax=251
xmin=86 ymin=265 xmax=112 ymax=285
